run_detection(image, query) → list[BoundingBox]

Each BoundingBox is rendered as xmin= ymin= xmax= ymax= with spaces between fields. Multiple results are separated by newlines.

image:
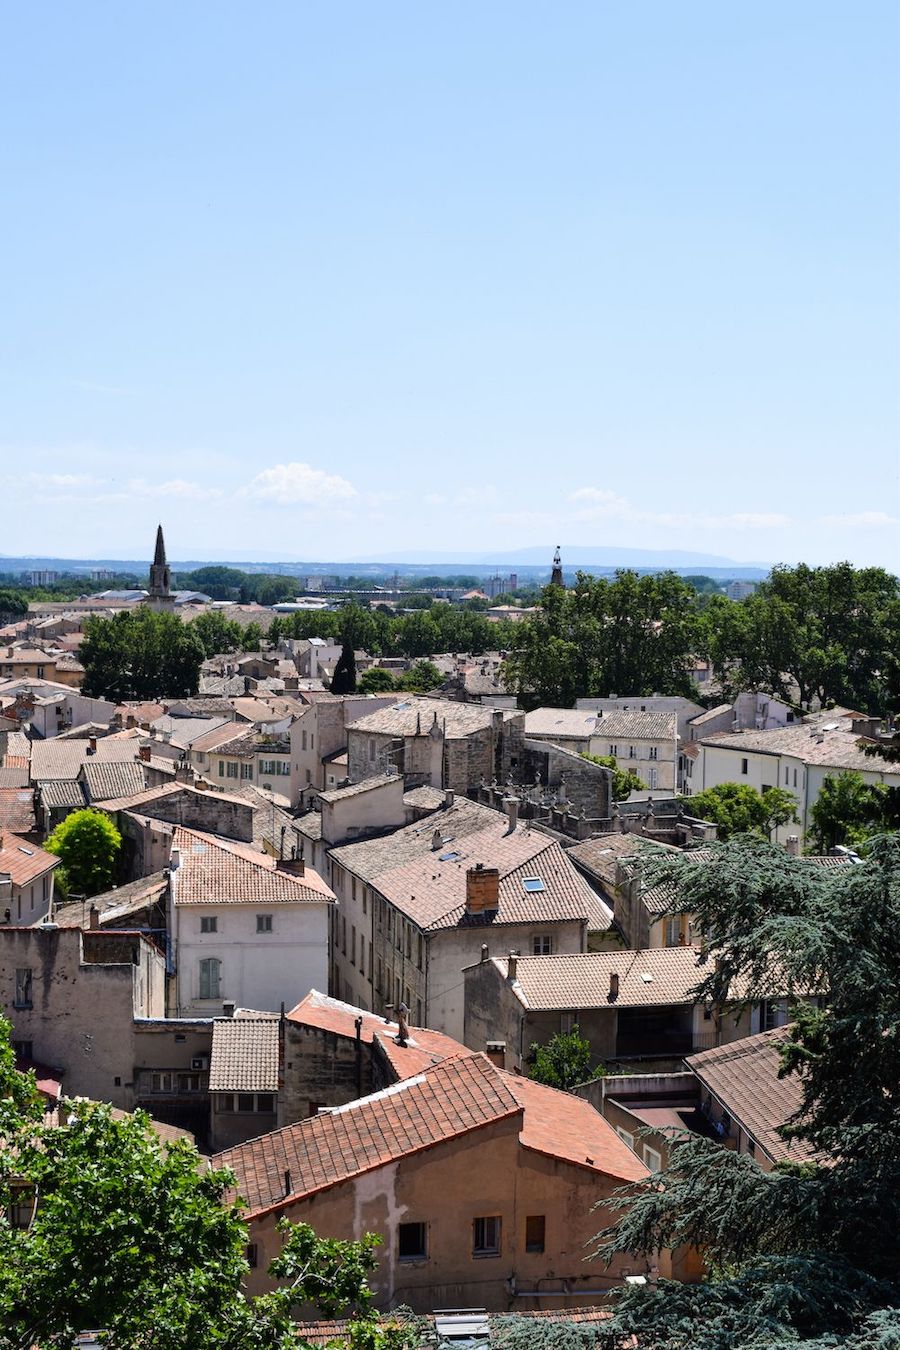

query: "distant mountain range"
xmin=346 ymin=545 xmax=770 ymax=570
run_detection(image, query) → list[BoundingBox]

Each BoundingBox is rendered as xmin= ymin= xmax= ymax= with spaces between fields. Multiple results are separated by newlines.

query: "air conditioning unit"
xmin=191 ymin=1056 xmax=209 ymax=1071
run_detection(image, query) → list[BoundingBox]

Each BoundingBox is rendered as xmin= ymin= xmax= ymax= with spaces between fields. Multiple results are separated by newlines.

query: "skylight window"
xmin=439 ymin=851 xmax=461 ymax=862
xmin=522 ymin=877 xmax=545 ymax=893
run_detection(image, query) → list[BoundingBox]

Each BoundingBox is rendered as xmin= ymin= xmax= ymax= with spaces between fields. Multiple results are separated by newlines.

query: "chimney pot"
xmin=480 ymin=943 xmax=489 ymax=962
xmin=88 ymin=737 xmax=97 ymax=754
xmin=432 ymin=829 xmax=443 ymax=851
xmin=444 ymin=789 xmax=454 ymax=808
xmin=608 ymin=971 xmax=620 ymax=1002
xmin=222 ymin=1000 xmax=236 ymax=1018
xmin=507 ymin=950 xmax=518 ymax=981
xmin=503 ymin=796 xmax=520 ymax=833
xmin=485 ymin=1040 xmax=506 ymax=1069
xmin=139 ymin=745 xmax=151 ymax=763
xmin=88 ymin=904 xmax=100 ymax=930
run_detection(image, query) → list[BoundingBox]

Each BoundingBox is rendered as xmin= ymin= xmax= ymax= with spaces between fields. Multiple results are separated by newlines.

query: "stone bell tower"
xmin=146 ymin=524 xmax=175 ymax=610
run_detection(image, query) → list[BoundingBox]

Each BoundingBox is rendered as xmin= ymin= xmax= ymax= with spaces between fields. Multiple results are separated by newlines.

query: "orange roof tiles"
xmin=0 ymin=831 xmax=59 ymax=886
xmin=171 ymin=826 xmax=336 ymax=906
xmin=506 ymin=1071 xmax=647 ymax=1183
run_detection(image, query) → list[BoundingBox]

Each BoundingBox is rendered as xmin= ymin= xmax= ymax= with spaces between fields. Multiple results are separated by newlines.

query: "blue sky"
xmin=2 ymin=2 xmax=898 ymax=567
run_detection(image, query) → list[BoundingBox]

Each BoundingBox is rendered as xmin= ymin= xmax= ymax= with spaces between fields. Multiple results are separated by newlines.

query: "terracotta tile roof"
xmin=318 ymin=774 xmax=400 ymax=803
xmin=347 ymin=696 xmax=519 ymax=739
xmin=171 ymin=826 xmax=336 ymax=906
xmin=566 ymin=833 xmax=666 ymax=891
xmin=89 ymin=781 xmax=184 ymax=813
xmin=114 ymin=701 xmax=166 ymax=723
xmin=498 ymin=947 xmax=708 ymax=1010
xmin=214 ymin=1054 xmax=522 ymax=1218
xmin=525 ymin=708 xmax=600 ymax=739
xmin=593 ymin=710 xmax=678 ymax=740
xmin=700 ymin=720 xmax=898 ymax=774
xmin=328 ymin=798 xmax=499 ymax=883
xmin=506 ymin=1070 xmax=647 ymax=1183
xmin=295 ymin=1308 xmax=612 ymax=1346
xmin=402 ymin=785 xmax=448 ymax=810
xmin=287 ymin=990 xmax=475 ymax=1079
xmin=150 ymin=714 xmax=231 ymax=748
xmin=80 ymin=759 xmax=148 ymax=803
xmin=687 ymin=1028 xmax=818 ymax=1164
xmin=688 ymin=703 xmax=732 ymax=726
xmin=209 ymin=1016 xmax=280 ymax=1093
xmin=189 ymin=722 xmax=249 ymax=754
xmin=35 ymin=778 xmax=85 ymax=810
xmin=0 ymin=831 xmax=60 ymax=886
xmin=30 ymin=733 xmax=142 ymax=781
xmin=0 ymin=788 xmax=37 ymax=835
xmin=370 ymin=822 xmax=611 ymax=932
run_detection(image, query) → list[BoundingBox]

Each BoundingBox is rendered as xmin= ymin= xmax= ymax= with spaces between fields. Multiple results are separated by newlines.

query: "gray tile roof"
xmin=81 ymin=759 xmax=148 ymax=803
xmin=593 ymin=710 xmax=678 ymax=739
xmin=318 ymin=774 xmax=400 ymax=804
xmin=54 ymin=872 xmax=169 ymax=927
xmin=36 ymin=778 xmax=86 ymax=809
xmin=347 ymin=697 xmax=517 ymax=739
xmin=209 ymin=1017 xmax=280 ymax=1093
xmin=524 ymin=708 xmax=600 ymax=739
xmin=30 ymin=734 xmax=143 ymax=781
xmin=700 ymin=719 xmax=898 ymax=774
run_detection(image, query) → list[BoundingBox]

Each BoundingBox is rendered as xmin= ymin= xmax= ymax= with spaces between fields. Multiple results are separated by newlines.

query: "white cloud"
xmin=125 ymin=477 xmax=223 ymax=502
xmin=27 ymin=472 xmax=104 ymax=489
xmin=818 ymin=510 xmax=898 ymax=528
xmin=242 ymin=461 xmax=357 ymax=506
xmin=568 ymin=487 xmax=792 ymax=531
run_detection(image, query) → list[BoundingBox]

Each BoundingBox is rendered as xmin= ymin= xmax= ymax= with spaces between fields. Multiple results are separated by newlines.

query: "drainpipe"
xmin=355 ymin=1016 xmax=363 ymax=1099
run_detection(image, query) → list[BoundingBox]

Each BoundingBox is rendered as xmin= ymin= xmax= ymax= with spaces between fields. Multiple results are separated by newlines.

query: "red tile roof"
xmin=0 ymin=831 xmax=59 ymax=886
xmin=171 ymin=826 xmax=335 ymax=906
xmin=214 ymin=1054 xmax=521 ymax=1218
xmin=506 ymin=1070 xmax=647 ymax=1183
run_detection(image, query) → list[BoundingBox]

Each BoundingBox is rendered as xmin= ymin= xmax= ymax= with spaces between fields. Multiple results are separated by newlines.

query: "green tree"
xmin=529 ymin=1026 xmax=605 ymax=1092
xmin=45 ymin=808 xmax=122 ymax=897
xmin=808 ymin=771 xmax=889 ymax=853
xmin=331 ymin=643 xmax=358 ymax=695
xmin=580 ymin=752 xmax=645 ymax=802
xmin=582 ymin=833 xmax=900 ymax=1349
xmin=687 ymin=782 xmax=798 ymax=840
xmin=80 ymin=610 xmax=205 ymax=700
xmin=189 ymin=610 xmax=243 ymax=658
xmin=358 ymin=666 xmax=397 ymax=694
xmin=397 ymin=660 xmax=444 ymax=693
xmin=0 ymin=1014 xmax=422 ymax=1349
xmin=503 ymin=570 xmax=700 ymax=709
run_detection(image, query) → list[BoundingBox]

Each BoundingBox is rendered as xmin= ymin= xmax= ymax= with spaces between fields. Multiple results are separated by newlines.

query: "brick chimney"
xmin=139 ymin=745 xmax=152 ymax=763
xmin=465 ymin=863 xmax=500 ymax=915
xmin=88 ymin=905 xmax=100 ymax=930
xmin=607 ymin=971 xmax=620 ymax=1002
xmin=485 ymin=1040 xmax=506 ymax=1069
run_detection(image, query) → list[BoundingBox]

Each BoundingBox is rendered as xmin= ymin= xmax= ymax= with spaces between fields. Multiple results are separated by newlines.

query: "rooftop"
xmin=346 ymin=697 xmax=519 ymax=739
xmin=701 ymin=718 xmax=896 ymax=774
xmin=0 ymin=831 xmax=60 ymax=887
xmin=171 ymin=825 xmax=335 ymax=907
xmin=494 ymin=947 xmax=708 ymax=1010
xmin=0 ymin=788 xmax=37 ymax=836
xmin=209 ymin=1016 xmax=280 ymax=1093
xmin=30 ymin=732 xmax=144 ymax=782
xmin=524 ymin=708 xmax=599 ymax=739
xmin=687 ymin=1028 xmax=818 ymax=1165
xmin=593 ymin=710 xmax=678 ymax=739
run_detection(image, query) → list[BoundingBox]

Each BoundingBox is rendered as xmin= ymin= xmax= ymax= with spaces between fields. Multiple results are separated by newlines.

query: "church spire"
xmin=153 ymin=523 xmax=167 ymax=569
xmin=550 ymin=545 xmax=563 ymax=588
xmin=147 ymin=523 xmax=173 ymax=607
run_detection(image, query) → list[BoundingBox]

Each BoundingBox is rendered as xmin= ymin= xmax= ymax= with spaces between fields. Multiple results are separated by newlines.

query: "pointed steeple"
xmin=550 ymin=545 xmax=563 ymax=588
xmin=153 ymin=524 xmax=167 ymax=568
xmin=147 ymin=523 xmax=174 ymax=606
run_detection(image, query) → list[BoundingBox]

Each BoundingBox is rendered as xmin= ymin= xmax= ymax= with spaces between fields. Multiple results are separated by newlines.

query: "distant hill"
xmin=346 ymin=545 xmax=770 ymax=573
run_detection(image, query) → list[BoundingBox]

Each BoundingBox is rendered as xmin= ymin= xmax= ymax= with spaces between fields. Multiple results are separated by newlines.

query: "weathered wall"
xmin=280 ymin=1020 xmax=373 ymax=1125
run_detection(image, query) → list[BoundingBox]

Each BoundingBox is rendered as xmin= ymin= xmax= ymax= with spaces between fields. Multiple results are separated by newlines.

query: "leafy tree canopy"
xmin=397 ymin=660 xmax=444 ymax=693
xmin=358 ymin=666 xmax=397 ymax=694
xmin=581 ymin=833 xmax=900 ymax=1350
xmin=528 ymin=1025 xmax=605 ymax=1092
xmin=80 ymin=609 xmax=205 ymax=701
xmin=808 ymin=771 xmax=891 ymax=853
xmin=45 ymin=808 xmax=122 ymax=898
xmin=686 ymin=782 xmax=798 ymax=840
xmin=580 ymin=752 xmax=645 ymax=802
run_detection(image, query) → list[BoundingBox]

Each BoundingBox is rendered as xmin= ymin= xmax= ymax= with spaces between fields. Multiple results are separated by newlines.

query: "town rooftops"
xmin=0 ymin=788 xmax=37 ymax=836
xmin=689 ymin=703 xmax=733 ymax=726
xmin=347 ymin=696 xmax=519 ymax=739
xmin=80 ymin=759 xmax=148 ymax=804
xmin=287 ymin=989 xmax=476 ymax=1079
xmin=524 ymin=708 xmax=599 ymax=739
xmin=330 ymin=802 xmax=612 ymax=932
xmin=593 ymin=710 xmax=678 ymax=739
xmin=687 ymin=1028 xmax=818 ymax=1165
xmin=54 ymin=871 xmax=169 ymax=928
xmin=170 ymin=826 xmax=335 ymax=907
xmin=566 ymin=833 xmax=673 ymax=892
xmin=317 ymin=774 xmax=401 ymax=804
xmin=700 ymin=715 xmax=893 ymax=774
xmin=30 ymin=731 xmax=143 ymax=782
xmin=188 ymin=722 xmax=249 ymax=755
xmin=214 ymin=1052 xmax=645 ymax=1219
xmin=0 ymin=831 xmax=59 ymax=886
xmin=494 ymin=947 xmax=708 ymax=1010
xmin=209 ymin=1015 xmax=280 ymax=1094
xmin=149 ymin=714 xmax=231 ymax=748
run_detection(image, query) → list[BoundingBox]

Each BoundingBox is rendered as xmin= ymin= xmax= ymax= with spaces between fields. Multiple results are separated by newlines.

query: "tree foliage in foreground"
xmin=528 ymin=1025 xmax=605 ymax=1092
xmin=577 ymin=833 xmax=900 ymax=1350
xmin=0 ymin=1017 xmax=422 ymax=1350
xmin=808 ymin=770 xmax=892 ymax=853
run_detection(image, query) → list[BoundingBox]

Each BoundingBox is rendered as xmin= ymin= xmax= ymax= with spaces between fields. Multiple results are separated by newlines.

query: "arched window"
xmin=199 ymin=957 xmax=221 ymax=1001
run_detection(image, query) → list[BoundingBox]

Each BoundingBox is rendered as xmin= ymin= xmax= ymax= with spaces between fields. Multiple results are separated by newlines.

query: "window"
xmin=417 ymin=934 xmax=424 ymax=970
xmin=227 ymin=762 xmax=238 ymax=779
xmin=473 ymin=1216 xmax=501 ymax=1256
xmin=398 ymin=1222 xmax=428 ymax=1261
xmin=352 ymin=877 xmax=357 ymax=903
xmin=14 ymin=968 xmax=32 ymax=1009
xmin=793 ymin=768 xmax=798 ymax=788
xmin=416 ymin=998 xmax=423 ymax=1024
xmin=301 ymin=730 xmax=307 ymax=751
xmin=628 ymin=745 xmax=636 ymax=759
xmin=368 ymin=738 xmax=376 ymax=761
xmin=763 ymin=999 xmax=788 ymax=1031
xmin=643 ymin=1145 xmax=662 ymax=1172
xmin=240 ymin=763 xmax=253 ymax=780
xmin=246 ymin=1243 xmax=259 ymax=1269
xmin=179 ymin=1073 xmax=201 ymax=1093
xmin=151 ymin=1071 xmax=175 ymax=1093
xmin=256 ymin=1093 xmax=275 ymax=1112
xmin=522 ymin=877 xmax=545 ymax=893
xmin=649 ymin=746 xmax=658 ymax=761
xmin=7 ymin=1183 xmax=35 ymax=1230
xmin=218 ymin=760 xmax=225 ymax=777
xmin=741 ymin=758 xmax=748 ymax=775
xmin=236 ymin=1093 xmax=255 ymax=1113
xmin=12 ymin=1039 xmax=33 ymax=1060
xmin=200 ymin=916 xmax=217 ymax=934
xmin=532 ymin=934 xmax=553 ymax=955
xmin=525 ymin=1215 xmax=545 ymax=1253
xmin=359 ymin=933 xmax=365 ymax=973
xmin=648 ymin=767 xmax=659 ymax=790
xmin=199 ymin=957 xmax=221 ymax=1000
xmin=362 ymin=887 xmax=367 ymax=915
xmin=609 ymin=744 xmax=618 ymax=757
xmin=351 ymin=926 xmax=356 ymax=964
xmin=406 ymin=927 xmax=412 ymax=959
xmin=342 ymin=917 xmax=347 ymax=954
xmin=256 ymin=914 xmax=273 ymax=934
xmin=784 ymin=766 xmax=789 ymax=785
xmin=615 ymin=1126 xmax=634 ymax=1150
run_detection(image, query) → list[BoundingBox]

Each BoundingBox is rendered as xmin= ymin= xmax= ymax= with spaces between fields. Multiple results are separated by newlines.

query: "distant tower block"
xmin=550 ymin=545 xmax=564 ymax=588
xmin=146 ymin=523 xmax=175 ymax=610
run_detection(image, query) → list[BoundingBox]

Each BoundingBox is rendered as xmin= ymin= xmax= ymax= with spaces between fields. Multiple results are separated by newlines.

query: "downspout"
xmin=354 ymin=1016 xmax=363 ymax=1099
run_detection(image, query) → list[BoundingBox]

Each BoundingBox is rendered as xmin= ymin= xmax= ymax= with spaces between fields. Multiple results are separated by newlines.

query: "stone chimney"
xmin=506 ymin=952 xmax=518 ymax=981
xmin=222 ymin=1000 xmax=236 ymax=1018
xmin=480 ymin=943 xmax=489 ymax=962
xmin=785 ymin=835 xmax=800 ymax=857
xmin=503 ymin=797 xmax=520 ymax=834
xmin=277 ymin=857 xmax=306 ymax=877
xmin=608 ymin=971 xmax=620 ymax=1002
xmin=87 ymin=737 xmax=97 ymax=755
xmin=485 ymin=1040 xmax=506 ymax=1069
xmin=465 ymin=863 xmax=500 ymax=915
xmin=432 ymin=829 xmax=443 ymax=851
xmin=444 ymin=789 xmax=455 ymax=808
xmin=88 ymin=905 xmax=100 ymax=930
